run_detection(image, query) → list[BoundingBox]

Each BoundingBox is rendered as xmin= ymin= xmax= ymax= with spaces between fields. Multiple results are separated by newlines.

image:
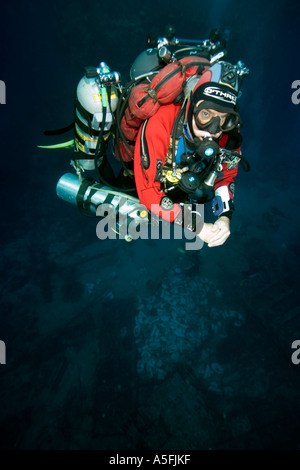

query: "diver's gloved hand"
xmin=198 ymin=217 xmax=230 ymax=247
xmin=198 ymin=223 xmax=215 ymax=243
xmin=207 ymin=216 xmax=231 ymax=247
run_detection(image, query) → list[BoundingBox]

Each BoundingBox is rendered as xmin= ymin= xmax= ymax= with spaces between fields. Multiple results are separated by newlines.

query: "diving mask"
xmin=193 ymin=102 xmax=240 ymax=133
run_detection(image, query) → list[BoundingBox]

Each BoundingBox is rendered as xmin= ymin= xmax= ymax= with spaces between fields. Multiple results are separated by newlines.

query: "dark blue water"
xmin=0 ymin=0 xmax=300 ymax=451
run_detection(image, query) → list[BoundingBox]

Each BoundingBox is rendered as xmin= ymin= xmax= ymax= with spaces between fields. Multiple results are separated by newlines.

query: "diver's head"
xmin=186 ymin=61 xmax=241 ymax=141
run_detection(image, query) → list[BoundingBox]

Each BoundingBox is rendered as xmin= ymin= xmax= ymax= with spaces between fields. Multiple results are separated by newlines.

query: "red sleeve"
xmin=214 ymin=164 xmax=238 ymax=200
xmin=134 ymin=103 xmax=182 ymax=222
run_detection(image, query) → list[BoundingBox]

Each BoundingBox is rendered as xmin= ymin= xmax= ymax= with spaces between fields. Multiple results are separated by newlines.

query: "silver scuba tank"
xmin=74 ymin=62 xmax=120 ymax=170
xmin=56 ymin=173 xmax=148 ymax=241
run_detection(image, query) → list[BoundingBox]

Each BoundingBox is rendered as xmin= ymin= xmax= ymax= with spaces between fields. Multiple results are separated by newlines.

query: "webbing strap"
xmin=76 ymin=177 xmax=95 ymax=213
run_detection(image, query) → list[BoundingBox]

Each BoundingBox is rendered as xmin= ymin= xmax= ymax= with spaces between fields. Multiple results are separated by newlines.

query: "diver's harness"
xmin=162 ymin=130 xmax=245 ymax=217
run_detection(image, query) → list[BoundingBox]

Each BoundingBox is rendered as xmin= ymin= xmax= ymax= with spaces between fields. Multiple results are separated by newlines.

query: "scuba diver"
xmin=42 ymin=26 xmax=249 ymax=247
xmin=132 ymin=59 xmax=247 ymax=247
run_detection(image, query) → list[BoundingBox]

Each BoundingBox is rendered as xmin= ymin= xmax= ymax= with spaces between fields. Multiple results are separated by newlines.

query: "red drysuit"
xmin=134 ymin=103 xmax=240 ymax=223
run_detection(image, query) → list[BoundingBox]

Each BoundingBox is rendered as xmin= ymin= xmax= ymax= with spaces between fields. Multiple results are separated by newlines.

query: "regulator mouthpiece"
xmin=194 ymin=137 xmax=220 ymax=160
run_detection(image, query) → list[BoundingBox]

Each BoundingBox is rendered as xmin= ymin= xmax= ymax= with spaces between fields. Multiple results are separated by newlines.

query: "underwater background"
xmin=0 ymin=0 xmax=300 ymax=450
